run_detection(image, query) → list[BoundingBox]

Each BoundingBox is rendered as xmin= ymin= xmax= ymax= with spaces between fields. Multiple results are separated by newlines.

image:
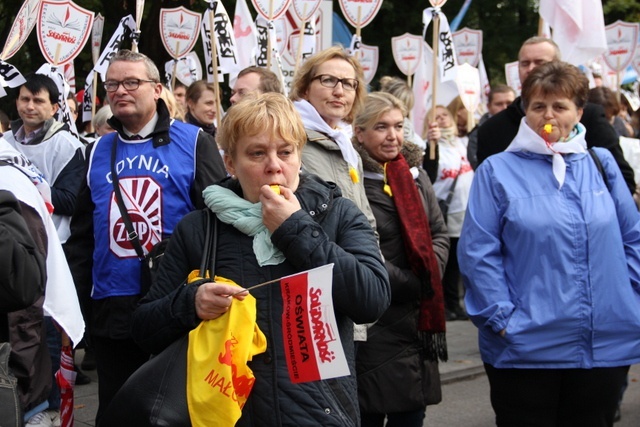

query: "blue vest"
xmin=88 ymin=122 xmax=200 ymax=299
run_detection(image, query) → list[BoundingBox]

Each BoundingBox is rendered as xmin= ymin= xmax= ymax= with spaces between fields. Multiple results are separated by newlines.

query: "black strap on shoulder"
xmin=110 ymin=135 xmax=146 ymax=260
xmin=588 ymin=148 xmax=610 ymax=191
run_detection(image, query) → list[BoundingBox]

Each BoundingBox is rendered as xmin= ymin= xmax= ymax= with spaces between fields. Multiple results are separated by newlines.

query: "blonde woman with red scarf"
xmin=354 ymin=92 xmax=449 ymax=427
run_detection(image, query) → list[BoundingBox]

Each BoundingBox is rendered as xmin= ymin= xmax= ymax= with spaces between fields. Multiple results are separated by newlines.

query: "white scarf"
xmin=505 ymin=117 xmax=587 ymax=188
xmin=293 ymin=99 xmax=360 ymax=182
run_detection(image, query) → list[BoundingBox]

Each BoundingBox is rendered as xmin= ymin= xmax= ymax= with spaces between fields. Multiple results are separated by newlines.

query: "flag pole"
xmin=267 ymin=0 xmax=274 ymax=69
xmin=132 ymin=0 xmax=145 ymax=53
xmin=208 ymin=2 xmax=223 ymax=125
xmin=429 ymin=12 xmax=440 ymax=160
xmin=294 ymin=4 xmax=308 ymax=73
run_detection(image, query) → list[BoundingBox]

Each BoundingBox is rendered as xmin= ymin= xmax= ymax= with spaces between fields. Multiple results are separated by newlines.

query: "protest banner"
xmin=160 ymin=6 xmax=201 ymax=91
xmin=391 ymin=33 xmax=423 ymax=86
xmin=37 ymin=0 xmax=94 ymax=66
xmin=251 ymin=0 xmax=292 ymax=68
xmin=452 ymin=27 xmax=482 ymax=67
xmin=423 ymin=0 xmax=454 ymax=159
xmin=338 ymin=0 xmax=383 ymax=58
xmin=291 ymin=0 xmax=321 ymax=70
xmin=3 ymin=0 xmax=41 ymax=61
xmin=603 ymin=20 xmax=639 ymax=89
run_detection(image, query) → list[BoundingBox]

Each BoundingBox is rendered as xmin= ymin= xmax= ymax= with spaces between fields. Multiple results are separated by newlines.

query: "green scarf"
xmin=202 ymin=185 xmax=285 ymax=266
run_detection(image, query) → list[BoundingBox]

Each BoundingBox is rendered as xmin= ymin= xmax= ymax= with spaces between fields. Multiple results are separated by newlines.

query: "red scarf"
xmin=385 ymin=154 xmax=447 ymax=362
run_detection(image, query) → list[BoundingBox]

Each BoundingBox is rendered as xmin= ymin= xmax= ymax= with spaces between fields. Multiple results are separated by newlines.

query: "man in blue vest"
xmin=65 ymin=50 xmax=227 ymax=424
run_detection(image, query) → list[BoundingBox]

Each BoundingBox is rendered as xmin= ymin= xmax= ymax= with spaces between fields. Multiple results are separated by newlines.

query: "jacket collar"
xmin=107 ymin=98 xmax=172 ymax=148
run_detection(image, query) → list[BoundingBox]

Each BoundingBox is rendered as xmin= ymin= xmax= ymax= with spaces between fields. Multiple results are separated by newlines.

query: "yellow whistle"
xmin=544 ymin=124 xmax=553 ymax=134
xmin=269 ymin=185 xmax=281 ymax=195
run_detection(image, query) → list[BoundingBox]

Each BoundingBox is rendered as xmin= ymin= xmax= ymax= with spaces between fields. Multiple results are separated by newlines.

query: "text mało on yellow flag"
xmin=187 ymin=276 xmax=266 ymax=427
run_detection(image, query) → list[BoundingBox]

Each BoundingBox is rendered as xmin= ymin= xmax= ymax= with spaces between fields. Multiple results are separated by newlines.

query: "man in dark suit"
xmin=477 ymin=37 xmax=636 ymax=194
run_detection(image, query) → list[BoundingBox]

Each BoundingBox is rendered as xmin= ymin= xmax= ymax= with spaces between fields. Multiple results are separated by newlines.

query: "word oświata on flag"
xmin=280 ymin=263 xmax=349 ymax=383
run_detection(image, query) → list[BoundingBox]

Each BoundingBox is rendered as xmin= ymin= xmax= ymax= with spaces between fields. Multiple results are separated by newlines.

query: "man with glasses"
xmin=65 ymin=49 xmax=226 ymax=424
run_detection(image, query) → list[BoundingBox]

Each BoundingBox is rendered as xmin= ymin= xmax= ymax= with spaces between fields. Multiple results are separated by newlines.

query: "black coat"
xmin=476 ymin=98 xmax=636 ymax=194
xmin=131 ymin=174 xmax=391 ymax=427
xmin=355 ymin=142 xmax=449 ymax=413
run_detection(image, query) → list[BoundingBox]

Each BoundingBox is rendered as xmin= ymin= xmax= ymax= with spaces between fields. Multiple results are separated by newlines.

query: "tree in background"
xmin=0 ymin=0 xmax=636 ymax=118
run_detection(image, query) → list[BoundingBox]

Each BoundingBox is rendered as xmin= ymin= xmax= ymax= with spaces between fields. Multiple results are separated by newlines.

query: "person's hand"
xmin=426 ymin=122 xmax=441 ymax=141
xmin=260 ymin=184 xmax=301 ymax=233
xmin=194 ymin=282 xmax=248 ymax=320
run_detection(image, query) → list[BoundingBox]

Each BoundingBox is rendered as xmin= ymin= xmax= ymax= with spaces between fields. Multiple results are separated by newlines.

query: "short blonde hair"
xmin=353 ymin=92 xmax=407 ymax=134
xmin=217 ymin=93 xmax=307 ymax=158
xmin=289 ymin=46 xmax=366 ymax=124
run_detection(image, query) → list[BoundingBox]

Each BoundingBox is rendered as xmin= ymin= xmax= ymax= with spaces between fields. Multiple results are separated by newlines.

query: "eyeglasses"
xmin=103 ymin=79 xmax=157 ymax=92
xmin=311 ymin=74 xmax=359 ymax=91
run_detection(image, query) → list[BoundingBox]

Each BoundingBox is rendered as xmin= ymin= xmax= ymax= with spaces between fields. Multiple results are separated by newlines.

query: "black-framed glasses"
xmin=103 ymin=79 xmax=157 ymax=92
xmin=312 ymin=74 xmax=359 ymax=91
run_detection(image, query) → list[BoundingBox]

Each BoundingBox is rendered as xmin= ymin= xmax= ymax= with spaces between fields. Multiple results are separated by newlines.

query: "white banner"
xmin=423 ymin=8 xmax=457 ymax=83
xmin=37 ymin=0 xmax=94 ymax=66
xmin=160 ymin=6 xmax=202 ymax=59
xmin=391 ymin=33 xmax=423 ymax=77
xmin=452 ymin=27 xmax=482 ymax=67
xmin=2 ymin=0 xmax=41 ymax=60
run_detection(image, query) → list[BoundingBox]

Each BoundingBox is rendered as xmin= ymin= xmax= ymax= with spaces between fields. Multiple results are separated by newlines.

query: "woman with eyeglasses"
xmin=290 ymin=46 xmax=377 ymax=234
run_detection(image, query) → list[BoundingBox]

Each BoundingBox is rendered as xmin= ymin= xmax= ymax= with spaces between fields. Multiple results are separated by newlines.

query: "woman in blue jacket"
xmin=458 ymin=61 xmax=640 ymax=426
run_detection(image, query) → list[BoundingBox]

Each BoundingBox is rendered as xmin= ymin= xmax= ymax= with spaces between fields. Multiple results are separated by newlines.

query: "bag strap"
xmin=198 ymin=209 xmax=218 ymax=279
xmin=110 ymin=136 xmax=146 ymax=260
xmin=442 ymin=169 xmax=461 ymax=207
xmin=588 ymin=148 xmax=610 ymax=191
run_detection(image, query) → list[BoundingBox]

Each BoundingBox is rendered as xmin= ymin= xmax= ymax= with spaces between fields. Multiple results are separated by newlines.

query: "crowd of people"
xmin=1 ymin=34 xmax=640 ymax=427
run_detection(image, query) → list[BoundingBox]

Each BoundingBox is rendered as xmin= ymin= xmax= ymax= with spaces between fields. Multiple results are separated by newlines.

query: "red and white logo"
xmin=603 ymin=20 xmax=639 ymax=72
xmin=3 ymin=0 xmax=41 ymax=60
xmin=252 ymin=0 xmax=292 ymax=21
xmin=452 ymin=27 xmax=483 ymax=67
xmin=109 ymin=177 xmax=162 ymax=258
xmin=37 ymin=0 xmax=94 ymax=66
xmin=160 ymin=6 xmax=201 ymax=59
xmin=392 ymin=33 xmax=423 ymax=77
xmin=338 ymin=0 xmax=383 ymax=29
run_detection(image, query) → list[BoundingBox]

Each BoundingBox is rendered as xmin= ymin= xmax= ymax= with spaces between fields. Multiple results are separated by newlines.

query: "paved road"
xmin=426 ymin=364 xmax=640 ymax=426
xmin=70 ymin=321 xmax=640 ymax=426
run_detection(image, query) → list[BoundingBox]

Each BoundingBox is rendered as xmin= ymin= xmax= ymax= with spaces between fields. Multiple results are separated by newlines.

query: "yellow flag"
xmin=187 ymin=276 xmax=267 ymax=427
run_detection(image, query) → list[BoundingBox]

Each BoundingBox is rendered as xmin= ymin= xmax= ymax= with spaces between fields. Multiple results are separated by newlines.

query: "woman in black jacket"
xmin=185 ymin=80 xmax=218 ymax=137
xmin=353 ymin=92 xmax=449 ymax=427
xmin=131 ymin=93 xmax=390 ymax=426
